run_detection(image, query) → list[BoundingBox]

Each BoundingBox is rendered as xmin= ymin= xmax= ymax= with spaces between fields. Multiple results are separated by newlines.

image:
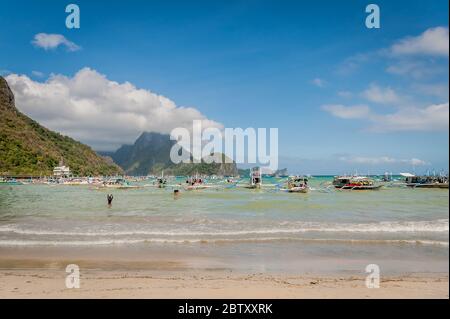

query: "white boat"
xmin=285 ymin=176 xmax=309 ymax=193
xmin=244 ymin=167 xmax=262 ymax=189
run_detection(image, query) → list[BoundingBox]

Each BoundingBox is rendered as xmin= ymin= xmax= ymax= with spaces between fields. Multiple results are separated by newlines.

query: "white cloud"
xmin=32 ymin=33 xmax=81 ymax=51
xmin=362 ymin=84 xmax=402 ymax=105
xmin=322 ymin=102 xmax=449 ymax=132
xmin=413 ymin=83 xmax=449 ymax=99
xmin=311 ymin=78 xmax=325 ymax=87
xmin=5 ymin=68 xmax=223 ymax=150
xmin=371 ymin=103 xmax=449 ymax=132
xmin=390 ymin=27 xmax=449 ymax=57
xmin=321 ymin=104 xmax=370 ymax=119
xmin=386 ymin=60 xmax=445 ymax=79
xmin=339 ymin=156 xmax=428 ymax=166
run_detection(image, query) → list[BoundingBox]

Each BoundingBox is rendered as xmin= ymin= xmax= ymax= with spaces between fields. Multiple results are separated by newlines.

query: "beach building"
xmin=53 ymin=159 xmax=71 ymax=178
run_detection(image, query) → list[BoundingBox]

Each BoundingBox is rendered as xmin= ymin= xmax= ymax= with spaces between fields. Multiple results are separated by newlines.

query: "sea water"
xmin=0 ymin=176 xmax=448 ymax=274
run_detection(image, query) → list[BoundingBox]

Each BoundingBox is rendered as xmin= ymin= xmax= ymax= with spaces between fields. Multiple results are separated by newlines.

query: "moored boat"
xmin=401 ymin=173 xmax=449 ymax=189
xmin=244 ymin=167 xmax=262 ymax=189
xmin=184 ymin=176 xmax=208 ymax=190
xmin=285 ymin=176 xmax=309 ymax=193
xmin=0 ymin=178 xmax=23 ymax=185
xmin=156 ymin=171 xmax=167 ymax=188
xmin=333 ymin=176 xmax=382 ymax=190
xmin=98 ymin=178 xmax=141 ymax=189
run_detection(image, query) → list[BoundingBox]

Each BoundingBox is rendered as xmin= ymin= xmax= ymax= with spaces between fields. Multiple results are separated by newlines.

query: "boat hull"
xmin=335 ymin=185 xmax=383 ymax=190
xmin=243 ymin=185 xmax=261 ymax=189
xmin=185 ymin=185 xmax=208 ymax=190
xmin=287 ymin=187 xmax=309 ymax=193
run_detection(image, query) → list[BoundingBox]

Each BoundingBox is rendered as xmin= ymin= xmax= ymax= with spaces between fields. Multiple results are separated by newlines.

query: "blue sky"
xmin=1 ymin=0 xmax=448 ymax=174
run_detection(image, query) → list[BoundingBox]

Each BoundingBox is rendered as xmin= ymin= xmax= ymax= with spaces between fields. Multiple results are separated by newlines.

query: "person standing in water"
xmin=107 ymin=194 xmax=114 ymax=207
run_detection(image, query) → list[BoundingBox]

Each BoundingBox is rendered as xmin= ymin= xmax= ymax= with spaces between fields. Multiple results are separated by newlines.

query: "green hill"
xmin=0 ymin=76 xmax=123 ymax=176
xmin=104 ymin=132 xmax=238 ymax=176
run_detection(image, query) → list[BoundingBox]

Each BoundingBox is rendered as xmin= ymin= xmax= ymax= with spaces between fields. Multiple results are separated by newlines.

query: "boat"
xmin=184 ymin=176 xmax=208 ymax=190
xmin=332 ymin=176 xmax=382 ymax=190
xmin=62 ymin=178 xmax=89 ymax=185
xmin=0 ymin=178 xmax=24 ymax=185
xmin=401 ymin=173 xmax=449 ymax=189
xmin=381 ymin=172 xmax=393 ymax=182
xmin=244 ymin=167 xmax=262 ymax=189
xmin=98 ymin=178 xmax=141 ymax=189
xmin=285 ymin=176 xmax=309 ymax=193
xmin=156 ymin=171 xmax=167 ymax=188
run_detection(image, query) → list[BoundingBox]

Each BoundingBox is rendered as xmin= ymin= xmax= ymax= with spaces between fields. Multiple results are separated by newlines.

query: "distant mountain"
xmin=0 ymin=76 xmax=123 ymax=176
xmin=101 ymin=132 xmax=176 ymax=176
xmin=268 ymin=168 xmax=288 ymax=177
xmin=104 ymin=132 xmax=238 ymax=176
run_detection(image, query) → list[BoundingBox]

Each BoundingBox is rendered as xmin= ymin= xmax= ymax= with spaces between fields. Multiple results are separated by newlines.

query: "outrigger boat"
xmin=156 ymin=171 xmax=167 ymax=188
xmin=98 ymin=178 xmax=141 ymax=189
xmin=285 ymin=176 xmax=309 ymax=193
xmin=184 ymin=175 xmax=209 ymax=190
xmin=62 ymin=178 xmax=89 ymax=186
xmin=333 ymin=176 xmax=382 ymax=190
xmin=244 ymin=167 xmax=262 ymax=189
xmin=401 ymin=173 xmax=449 ymax=189
xmin=0 ymin=178 xmax=24 ymax=185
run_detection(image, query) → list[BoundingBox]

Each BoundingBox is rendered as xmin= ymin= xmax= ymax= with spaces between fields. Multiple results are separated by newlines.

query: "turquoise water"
xmin=0 ymin=177 xmax=448 ymax=248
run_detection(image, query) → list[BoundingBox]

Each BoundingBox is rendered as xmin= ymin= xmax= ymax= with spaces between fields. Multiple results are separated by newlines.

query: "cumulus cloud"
xmin=32 ymin=33 xmax=80 ymax=51
xmin=339 ymin=156 xmax=428 ymax=166
xmin=390 ymin=27 xmax=449 ymax=57
xmin=321 ymin=104 xmax=371 ymax=119
xmin=5 ymin=68 xmax=223 ymax=150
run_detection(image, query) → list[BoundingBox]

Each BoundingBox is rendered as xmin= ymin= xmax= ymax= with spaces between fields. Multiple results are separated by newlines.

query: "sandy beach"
xmin=0 ymin=249 xmax=448 ymax=299
xmin=1 ymin=268 xmax=448 ymax=299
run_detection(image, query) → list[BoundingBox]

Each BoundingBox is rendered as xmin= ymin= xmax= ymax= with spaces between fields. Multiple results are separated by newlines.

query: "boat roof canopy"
xmin=400 ymin=173 xmax=415 ymax=177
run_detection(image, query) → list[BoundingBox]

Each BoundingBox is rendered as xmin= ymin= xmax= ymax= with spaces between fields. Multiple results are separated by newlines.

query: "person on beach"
xmin=107 ymin=194 xmax=114 ymax=206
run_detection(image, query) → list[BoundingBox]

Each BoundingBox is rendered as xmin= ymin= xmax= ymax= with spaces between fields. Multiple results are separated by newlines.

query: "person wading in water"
xmin=107 ymin=194 xmax=114 ymax=207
